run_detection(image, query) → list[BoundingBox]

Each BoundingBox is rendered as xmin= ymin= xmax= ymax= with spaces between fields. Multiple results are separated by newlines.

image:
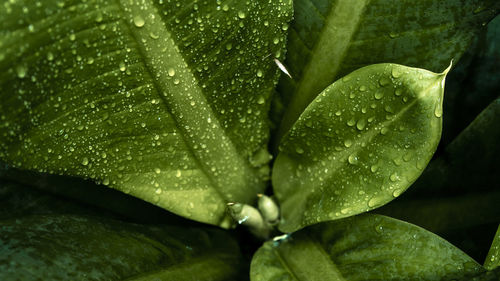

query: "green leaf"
xmin=0 ymin=215 xmax=245 ymax=280
xmin=442 ymin=15 xmax=500 ymax=145
xmin=250 ymin=214 xmax=484 ymax=281
xmin=376 ymin=190 xmax=500 ymax=236
xmin=466 ymin=268 xmax=500 ymax=281
xmin=0 ymin=179 xmax=109 ymax=219
xmin=273 ymin=63 xmax=448 ymax=233
xmin=0 ymin=0 xmax=292 ymax=227
xmin=485 ymin=225 xmax=500 ymax=270
xmin=275 ymin=0 xmax=500 ymax=143
xmin=0 ymin=164 xmax=200 ymax=225
xmin=409 ymin=97 xmax=500 ymax=197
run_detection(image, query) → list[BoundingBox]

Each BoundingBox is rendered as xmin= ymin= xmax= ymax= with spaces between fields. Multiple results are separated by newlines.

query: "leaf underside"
xmin=275 ymin=0 xmax=500 ymax=142
xmin=273 ymin=63 xmax=447 ymax=233
xmin=0 ymin=0 xmax=292 ymax=227
xmin=251 ymin=214 xmax=484 ymax=281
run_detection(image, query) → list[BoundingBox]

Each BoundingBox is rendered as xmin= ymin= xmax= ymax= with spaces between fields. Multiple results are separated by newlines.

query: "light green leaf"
xmin=273 ymin=63 xmax=448 ymax=233
xmin=275 ymin=0 xmax=500 ymax=143
xmin=0 ymin=0 xmax=292 ymax=227
xmin=250 ymin=214 xmax=484 ymax=281
xmin=0 ymin=215 xmax=245 ymax=281
xmin=485 ymin=225 xmax=500 ymax=270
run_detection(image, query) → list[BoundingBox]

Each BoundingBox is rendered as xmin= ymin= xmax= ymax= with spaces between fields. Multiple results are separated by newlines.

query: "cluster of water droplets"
xmin=0 ymin=0 xmax=292 ymax=225
xmin=276 ymin=64 xmax=445 ymax=228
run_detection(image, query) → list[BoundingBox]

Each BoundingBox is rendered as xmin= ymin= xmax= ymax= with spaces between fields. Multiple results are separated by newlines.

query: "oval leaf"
xmin=251 ymin=214 xmax=484 ymax=281
xmin=274 ymin=0 xmax=499 ymax=142
xmin=0 ymin=215 xmax=245 ymax=281
xmin=273 ymin=63 xmax=448 ymax=233
xmin=0 ymin=0 xmax=292 ymax=227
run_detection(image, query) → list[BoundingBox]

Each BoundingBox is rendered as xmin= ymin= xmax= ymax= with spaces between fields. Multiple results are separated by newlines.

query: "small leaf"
xmin=273 ymin=63 xmax=448 ymax=233
xmin=0 ymin=215 xmax=245 ymax=281
xmin=251 ymin=214 xmax=484 ymax=281
xmin=0 ymin=0 xmax=292 ymax=227
xmin=485 ymin=225 xmax=500 ymax=270
xmin=274 ymin=0 xmax=500 ymax=143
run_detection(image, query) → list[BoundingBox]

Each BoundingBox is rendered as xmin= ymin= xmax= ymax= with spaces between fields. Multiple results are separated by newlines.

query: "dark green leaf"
xmin=0 ymin=179 xmax=111 ymax=219
xmin=251 ymin=214 xmax=484 ymax=281
xmin=0 ymin=0 xmax=292 ymax=227
xmin=376 ymin=190 xmax=500 ymax=235
xmin=442 ymin=15 xmax=500 ymax=145
xmin=274 ymin=0 xmax=499 ymax=144
xmin=466 ymin=267 xmax=500 ymax=281
xmin=485 ymin=225 xmax=500 ymax=270
xmin=273 ymin=63 xmax=447 ymax=233
xmin=0 ymin=215 xmax=245 ymax=281
xmin=0 ymin=163 xmax=198 ymax=225
xmin=408 ymin=97 xmax=500 ymax=197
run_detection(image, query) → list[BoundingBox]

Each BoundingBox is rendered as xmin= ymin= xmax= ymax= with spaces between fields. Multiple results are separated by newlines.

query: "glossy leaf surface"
xmin=251 ymin=214 xmax=483 ymax=281
xmin=485 ymin=225 xmax=500 ymax=270
xmin=275 ymin=0 xmax=500 ymax=142
xmin=0 ymin=215 xmax=244 ymax=281
xmin=0 ymin=0 xmax=292 ymax=227
xmin=273 ymin=63 xmax=447 ymax=232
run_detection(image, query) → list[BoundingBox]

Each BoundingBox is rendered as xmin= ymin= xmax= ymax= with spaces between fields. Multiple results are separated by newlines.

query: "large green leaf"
xmin=0 ymin=215 xmax=245 ymax=281
xmin=250 ymin=214 xmax=484 ymax=281
xmin=274 ymin=0 xmax=500 ymax=144
xmin=485 ymin=225 xmax=500 ymax=270
xmin=0 ymin=0 xmax=292 ymax=227
xmin=273 ymin=63 xmax=447 ymax=233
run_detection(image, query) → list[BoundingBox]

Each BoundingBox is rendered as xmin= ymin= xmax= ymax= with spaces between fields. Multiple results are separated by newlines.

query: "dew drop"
xmin=344 ymin=139 xmax=353 ymax=148
xmin=154 ymin=168 xmax=161 ymax=174
xmin=348 ymin=154 xmax=358 ymax=165
xmin=390 ymin=172 xmax=399 ymax=182
xmin=168 ymin=68 xmax=176 ymax=77
xmin=434 ymin=104 xmax=443 ymax=117
xmin=391 ymin=67 xmax=402 ymax=78
xmin=176 ymin=169 xmax=182 ymax=178
xmin=238 ymin=11 xmax=246 ymax=19
xmin=392 ymin=188 xmax=403 ymax=197
xmin=257 ymin=96 xmax=265 ymax=105
xmin=356 ymin=119 xmax=366 ymax=130
xmin=379 ymin=77 xmax=391 ymax=86
xmin=133 ymin=15 xmax=145 ymax=27
xmin=368 ymin=196 xmax=384 ymax=208
xmin=15 ymin=65 xmax=27 ymax=78
xmin=374 ymin=91 xmax=384 ymax=100
xmin=81 ymin=157 xmax=89 ymax=166
xmin=359 ymin=85 xmax=367 ymax=92
xmin=295 ymin=147 xmax=304 ymax=154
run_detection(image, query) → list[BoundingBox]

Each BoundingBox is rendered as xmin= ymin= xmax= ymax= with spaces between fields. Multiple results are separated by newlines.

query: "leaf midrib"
xmin=114 ymin=0 xmax=261 ymax=212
